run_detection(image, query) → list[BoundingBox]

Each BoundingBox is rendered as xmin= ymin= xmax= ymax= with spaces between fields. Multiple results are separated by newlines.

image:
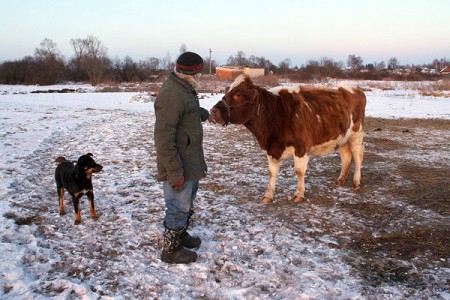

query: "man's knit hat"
xmin=176 ymin=52 xmax=204 ymax=75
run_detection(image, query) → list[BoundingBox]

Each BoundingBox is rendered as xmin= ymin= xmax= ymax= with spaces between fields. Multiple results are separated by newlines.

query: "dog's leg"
xmin=73 ymin=196 xmax=82 ymax=225
xmin=87 ymin=191 xmax=98 ymax=220
xmin=57 ymin=186 xmax=66 ymax=215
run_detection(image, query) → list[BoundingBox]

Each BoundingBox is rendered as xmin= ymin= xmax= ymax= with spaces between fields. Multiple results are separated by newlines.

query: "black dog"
xmin=55 ymin=153 xmax=103 ymax=225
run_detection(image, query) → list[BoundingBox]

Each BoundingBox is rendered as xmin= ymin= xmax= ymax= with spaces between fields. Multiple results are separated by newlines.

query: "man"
xmin=154 ymin=51 xmax=212 ymax=264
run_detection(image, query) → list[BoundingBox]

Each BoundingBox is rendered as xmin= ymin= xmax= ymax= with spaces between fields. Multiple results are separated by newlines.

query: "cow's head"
xmin=211 ymin=75 xmax=261 ymax=126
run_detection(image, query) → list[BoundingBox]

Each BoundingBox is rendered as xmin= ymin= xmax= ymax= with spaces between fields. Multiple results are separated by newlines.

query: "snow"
xmin=366 ymin=88 xmax=450 ymax=119
xmin=0 ymin=83 xmax=449 ymax=299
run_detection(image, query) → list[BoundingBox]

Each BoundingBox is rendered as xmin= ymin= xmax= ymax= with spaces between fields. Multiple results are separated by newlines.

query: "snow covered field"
xmin=0 ymin=82 xmax=449 ymax=299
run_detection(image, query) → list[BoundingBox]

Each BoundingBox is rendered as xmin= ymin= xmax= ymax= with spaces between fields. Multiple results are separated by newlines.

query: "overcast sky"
xmin=1 ymin=0 xmax=449 ymax=66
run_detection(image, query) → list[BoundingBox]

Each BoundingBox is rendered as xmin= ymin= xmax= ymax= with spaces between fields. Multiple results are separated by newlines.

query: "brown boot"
xmin=161 ymin=226 xmax=197 ymax=264
xmin=181 ymin=210 xmax=202 ymax=249
xmin=181 ymin=228 xmax=202 ymax=249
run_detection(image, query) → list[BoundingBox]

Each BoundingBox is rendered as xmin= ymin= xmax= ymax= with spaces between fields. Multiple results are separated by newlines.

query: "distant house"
xmin=440 ymin=66 xmax=450 ymax=75
xmin=421 ymin=67 xmax=436 ymax=74
xmin=216 ymin=66 xmax=265 ymax=80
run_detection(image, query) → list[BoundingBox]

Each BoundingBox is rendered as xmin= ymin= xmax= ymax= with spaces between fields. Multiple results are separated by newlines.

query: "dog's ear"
xmin=86 ymin=153 xmax=93 ymax=157
xmin=77 ymin=155 xmax=86 ymax=166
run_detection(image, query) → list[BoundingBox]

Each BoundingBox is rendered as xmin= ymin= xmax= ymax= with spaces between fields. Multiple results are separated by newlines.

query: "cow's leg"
xmin=336 ymin=144 xmax=352 ymax=187
xmin=292 ymin=154 xmax=309 ymax=203
xmin=262 ymin=155 xmax=280 ymax=203
xmin=350 ymin=131 xmax=364 ymax=190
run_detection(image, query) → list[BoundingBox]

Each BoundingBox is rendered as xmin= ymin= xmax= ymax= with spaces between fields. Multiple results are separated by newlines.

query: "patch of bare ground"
xmin=208 ymin=117 xmax=450 ymax=294
xmin=304 ymin=118 xmax=450 ymax=289
xmin=325 ymin=117 xmax=449 ymax=291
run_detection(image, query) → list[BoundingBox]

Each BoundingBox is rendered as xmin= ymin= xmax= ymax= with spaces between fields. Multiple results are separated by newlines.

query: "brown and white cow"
xmin=210 ymin=75 xmax=366 ymax=203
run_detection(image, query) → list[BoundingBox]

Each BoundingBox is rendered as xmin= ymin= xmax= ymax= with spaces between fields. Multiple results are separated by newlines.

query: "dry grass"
xmin=364 ymin=82 xmax=396 ymax=91
xmin=96 ymin=76 xmax=450 ymax=98
xmin=417 ymin=78 xmax=450 ymax=97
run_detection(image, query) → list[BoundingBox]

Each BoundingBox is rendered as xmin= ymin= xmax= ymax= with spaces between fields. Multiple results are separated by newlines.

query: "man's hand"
xmin=207 ymin=113 xmax=216 ymax=124
xmin=167 ymin=169 xmax=184 ymax=192
xmin=171 ymin=177 xmax=184 ymax=192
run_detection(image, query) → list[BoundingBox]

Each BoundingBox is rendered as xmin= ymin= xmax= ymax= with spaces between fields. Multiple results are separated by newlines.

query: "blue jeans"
xmin=163 ymin=179 xmax=199 ymax=229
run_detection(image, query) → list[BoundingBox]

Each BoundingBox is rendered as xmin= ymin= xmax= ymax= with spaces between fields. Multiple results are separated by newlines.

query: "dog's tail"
xmin=55 ymin=157 xmax=68 ymax=163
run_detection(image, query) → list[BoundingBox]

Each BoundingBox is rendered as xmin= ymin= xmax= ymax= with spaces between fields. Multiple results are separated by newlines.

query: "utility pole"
xmin=209 ymin=48 xmax=212 ymax=75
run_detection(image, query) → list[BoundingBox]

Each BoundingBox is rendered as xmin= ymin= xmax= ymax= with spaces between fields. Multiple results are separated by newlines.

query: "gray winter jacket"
xmin=154 ymin=72 xmax=209 ymax=184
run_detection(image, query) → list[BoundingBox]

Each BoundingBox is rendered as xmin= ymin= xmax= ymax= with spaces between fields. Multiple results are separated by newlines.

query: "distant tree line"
xmin=0 ymin=37 xmax=448 ymax=85
xmin=0 ymin=36 xmax=172 ymax=85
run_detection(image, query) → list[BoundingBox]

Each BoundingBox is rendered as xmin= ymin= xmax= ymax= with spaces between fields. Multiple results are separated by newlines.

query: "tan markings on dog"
xmin=89 ymin=197 xmax=98 ymax=219
xmin=58 ymin=187 xmax=65 ymax=215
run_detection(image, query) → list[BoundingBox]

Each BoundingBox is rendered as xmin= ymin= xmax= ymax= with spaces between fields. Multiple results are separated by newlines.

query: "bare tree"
xmin=69 ymin=35 xmax=109 ymax=85
xmin=235 ymin=50 xmax=247 ymax=66
xmin=147 ymin=57 xmax=162 ymax=71
xmin=138 ymin=57 xmax=162 ymax=80
xmin=376 ymin=61 xmax=386 ymax=70
xmin=347 ymin=54 xmax=363 ymax=70
xmin=225 ymin=51 xmax=249 ymax=66
xmin=320 ymin=57 xmax=342 ymax=78
xmin=121 ymin=56 xmax=140 ymax=82
xmin=69 ymin=38 xmax=87 ymax=80
xmin=278 ymin=58 xmax=291 ymax=73
xmin=304 ymin=58 xmax=342 ymax=78
xmin=202 ymin=55 xmax=217 ymax=75
xmin=35 ymin=38 xmax=63 ymax=61
xmin=226 ymin=55 xmax=237 ymax=65
xmin=34 ymin=38 xmax=66 ymax=84
xmin=388 ymin=57 xmax=399 ymax=70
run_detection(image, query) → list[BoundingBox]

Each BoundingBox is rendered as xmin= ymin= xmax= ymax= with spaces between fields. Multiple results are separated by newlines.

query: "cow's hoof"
xmin=262 ymin=197 xmax=273 ymax=204
xmin=91 ymin=214 xmax=99 ymax=220
xmin=59 ymin=211 xmax=66 ymax=216
xmin=352 ymin=184 xmax=360 ymax=190
xmin=74 ymin=220 xmax=81 ymax=225
xmin=335 ymin=179 xmax=345 ymax=187
xmin=291 ymin=196 xmax=304 ymax=203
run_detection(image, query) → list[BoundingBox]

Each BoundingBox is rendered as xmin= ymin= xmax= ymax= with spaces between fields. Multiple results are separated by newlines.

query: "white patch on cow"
xmin=310 ymin=119 xmax=355 ymax=156
xmin=334 ymin=85 xmax=356 ymax=93
xmin=227 ymin=74 xmax=246 ymax=94
xmin=293 ymin=153 xmax=309 ymax=198
xmin=266 ymin=147 xmax=309 ymax=199
xmin=264 ymin=155 xmax=281 ymax=199
xmin=304 ymin=101 xmax=312 ymax=112
xmin=280 ymin=146 xmax=296 ymax=159
xmin=264 ymin=146 xmax=296 ymax=161
xmin=269 ymin=85 xmax=301 ymax=96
